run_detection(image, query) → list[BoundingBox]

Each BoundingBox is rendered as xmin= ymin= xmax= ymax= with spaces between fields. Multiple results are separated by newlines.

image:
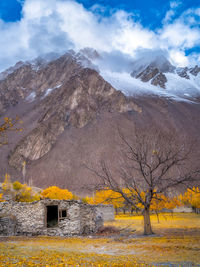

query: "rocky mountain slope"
xmin=0 ymin=50 xmax=200 ymax=193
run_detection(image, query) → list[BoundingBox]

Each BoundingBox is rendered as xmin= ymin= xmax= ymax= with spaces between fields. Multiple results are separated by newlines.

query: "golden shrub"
xmin=41 ymin=186 xmax=73 ymax=200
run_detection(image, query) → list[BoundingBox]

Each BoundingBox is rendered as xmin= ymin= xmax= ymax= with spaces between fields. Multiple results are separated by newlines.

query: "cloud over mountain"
xmin=0 ymin=0 xmax=199 ymax=71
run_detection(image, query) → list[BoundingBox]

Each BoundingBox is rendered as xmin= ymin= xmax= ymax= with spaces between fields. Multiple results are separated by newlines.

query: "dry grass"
xmin=0 ymin=213 xmax=200 ymax=266
xmin=107 ymin=212 xmax=200 ymax=236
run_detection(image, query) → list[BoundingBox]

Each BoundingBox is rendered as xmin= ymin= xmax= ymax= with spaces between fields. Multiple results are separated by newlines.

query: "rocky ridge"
xmin=0 ymin=51 xmax=141 ymax=173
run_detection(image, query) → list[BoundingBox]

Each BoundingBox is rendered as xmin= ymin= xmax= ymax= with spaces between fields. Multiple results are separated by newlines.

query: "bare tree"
xmin=86 ymin=127 xmax=200 ymax=235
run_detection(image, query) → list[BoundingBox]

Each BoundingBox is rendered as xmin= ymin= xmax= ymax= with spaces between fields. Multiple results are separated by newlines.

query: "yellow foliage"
xmin=72 ymin=194 xmax=79 ymax=200
xmin=150 ymin=194 xmax=166 ymax=212
xmin=14 ymin=183 xmax=40 ymax=202
xmin=165 ymin=196 xmax=180 ymax=210
xmin=0 ymin=193 xmax=4 ymax=202
xmin=180 ymin=187 xmax=200 ymax=209
xmin=1 ymin=175 xmax=40 ymax=202
xmin=81 ymin=196 xmax=95 ymax=204
xmin=83 ymin=188 xmax=182 ymax=214
xmin=92 ymin=189 xmax=124 ymax=209
xmin=151 ymin=194 xmax=180 ymax=212
xmin=0 ymin=213 xmax=200 ymax=267
xmin=12 ymin=181 xmax=24 ymax=191
xmin=2 ymin=173 xmax=12 ymax=192
xmin=41 ymin=186 xmax=73 ymax=200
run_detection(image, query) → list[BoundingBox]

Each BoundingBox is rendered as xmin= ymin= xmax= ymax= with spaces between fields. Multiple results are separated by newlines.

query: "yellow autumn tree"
xmin=180 ymin=187 xmax=200 ymax=210
xmin=1 ymin=176 xmax=40 ymax=202
xmin=12 ymin=181 xmax=40 ymax=202
xmin=150 ymin=194 xmax=166 ymax=222
xmin=41 ymin=186 xmax=73 ymax=200
xmin=2 ymin=173 xmax=12 ymax=192
xmin=150 ymin=193 xmax=180 ymax=222
xmin=12 ymin=181 xmax=24 ymax=191
xmin=15 ymin=185 xmax=40 ymax=202
xmin=82 ymin=196 xmax=96 ymax=204
xmin=92 ymin=188 xmax=125 ymax=213
xmin=164 ymin=196 xmax=180 ymax=211
xmin=92 ymin=188 xmax=150 ymax=214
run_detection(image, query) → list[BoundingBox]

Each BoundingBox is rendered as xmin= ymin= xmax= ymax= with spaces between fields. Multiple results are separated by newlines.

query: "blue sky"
xmin=0 ymin=0 xmax=22 ymax=22
xmin=80 ymin=0 xmax=200 ymax=28
xmin=0 ymin=0 xmax=199 ymax=71
xmin=1 ymin=0 xmax=199 ymax=28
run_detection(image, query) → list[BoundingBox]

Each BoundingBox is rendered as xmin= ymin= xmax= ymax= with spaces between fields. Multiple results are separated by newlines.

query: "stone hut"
xmin=0 ymin=199 xmax=108 ymax=236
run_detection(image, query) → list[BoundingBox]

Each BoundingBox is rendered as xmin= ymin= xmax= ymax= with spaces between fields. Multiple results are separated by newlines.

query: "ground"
xmin=0 ymin=213 xmax=200 ymax=266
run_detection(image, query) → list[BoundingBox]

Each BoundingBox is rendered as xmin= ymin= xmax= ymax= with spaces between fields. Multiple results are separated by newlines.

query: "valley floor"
xmin=0 ymin=213 xmax=200 ymax=266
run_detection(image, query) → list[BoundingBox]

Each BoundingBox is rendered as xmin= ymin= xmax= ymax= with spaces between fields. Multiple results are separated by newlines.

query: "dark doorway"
xmin=46 ymin=205 xmax=58 ymax=228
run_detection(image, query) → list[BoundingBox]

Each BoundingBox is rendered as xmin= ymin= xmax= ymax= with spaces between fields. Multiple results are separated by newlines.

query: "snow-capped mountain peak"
xmin=1 ymin=48 xmax=200 ymax=103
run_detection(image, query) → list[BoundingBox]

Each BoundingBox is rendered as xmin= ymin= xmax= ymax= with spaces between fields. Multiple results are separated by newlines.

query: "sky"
xmin=0 ymin=0 xmax=199 ymax=71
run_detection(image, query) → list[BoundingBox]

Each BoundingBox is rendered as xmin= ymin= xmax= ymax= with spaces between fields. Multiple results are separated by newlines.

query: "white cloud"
xmin=163 ymin=0 xmax=182 ymax=24
xmin=0 ymin=0 xmax=199 ymax=71
xmin=160 ymin=22 xmax=200 ymax=48
xmin=169 ymin=50 xmax=189 ymax=67
xmin=170 ymin=0 xmax=182 ymax=9
xmin=163 ymin=10 xmax=175 ymax=24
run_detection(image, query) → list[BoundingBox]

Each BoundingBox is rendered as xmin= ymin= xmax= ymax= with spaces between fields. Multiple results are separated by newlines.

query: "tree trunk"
xmin=115 ymin=207 xmax=118 ymax=215
xmin=143 ymin=207 xmax=154 ymax=235
xmin=156 ymin=211 xmax=160 ymax=223
xmin=171 ymin=210 xmax=174 ymax=218
xmin=131 ymin=207 xmax=134 ymax=214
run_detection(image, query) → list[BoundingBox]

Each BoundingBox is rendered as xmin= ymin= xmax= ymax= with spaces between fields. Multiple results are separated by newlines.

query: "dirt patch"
xmin=96 ymin=226 xmax=121 ymax=235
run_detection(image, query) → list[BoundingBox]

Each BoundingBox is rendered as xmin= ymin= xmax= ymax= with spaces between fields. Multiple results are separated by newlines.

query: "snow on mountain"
xmin=1 ymin=48 xmax=200 ymax=190
xmin=43 ymin=84 xmax=63 ymax=98
xmin=100 ymin=70 xmax=163 ymax=96
xmin=80 ymin=48 xmax=200 ymax=102
xmin=130 ymin=52 xmax=175 ymax=77
xmin=0 ymin=52 xmax=62 ymax=79
xmin=30 ymin=52 xmax=62 ymax=71
xmin=165 ymin=73 xmax=200 ymax=98
xmin=100 ymin=70 xmax=198 ymax=103
xmin=26 ymin=92 xmax=36 ymax=102
xmin=1 ymin=48 xmax=200 ymax=103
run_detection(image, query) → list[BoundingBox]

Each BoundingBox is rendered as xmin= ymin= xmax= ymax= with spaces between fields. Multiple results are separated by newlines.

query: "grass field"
xmin=0 ymin=213 xmax=200 ymax=266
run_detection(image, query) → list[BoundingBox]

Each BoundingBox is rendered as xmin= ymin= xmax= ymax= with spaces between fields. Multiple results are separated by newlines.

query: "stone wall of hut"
xmin=0 ymin=199 xmax=113 ymax=236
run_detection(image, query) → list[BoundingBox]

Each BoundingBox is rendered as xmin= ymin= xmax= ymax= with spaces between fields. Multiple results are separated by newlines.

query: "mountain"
xmin=78 ymin=49 xmax=200 ymax=101
xmin=0 ymin=49 xmax=200 ymax=193
xmin=130 ymin=53 xmax=175 ymax=78
xmin=130 ymin=53 xmax=200 ymax=93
